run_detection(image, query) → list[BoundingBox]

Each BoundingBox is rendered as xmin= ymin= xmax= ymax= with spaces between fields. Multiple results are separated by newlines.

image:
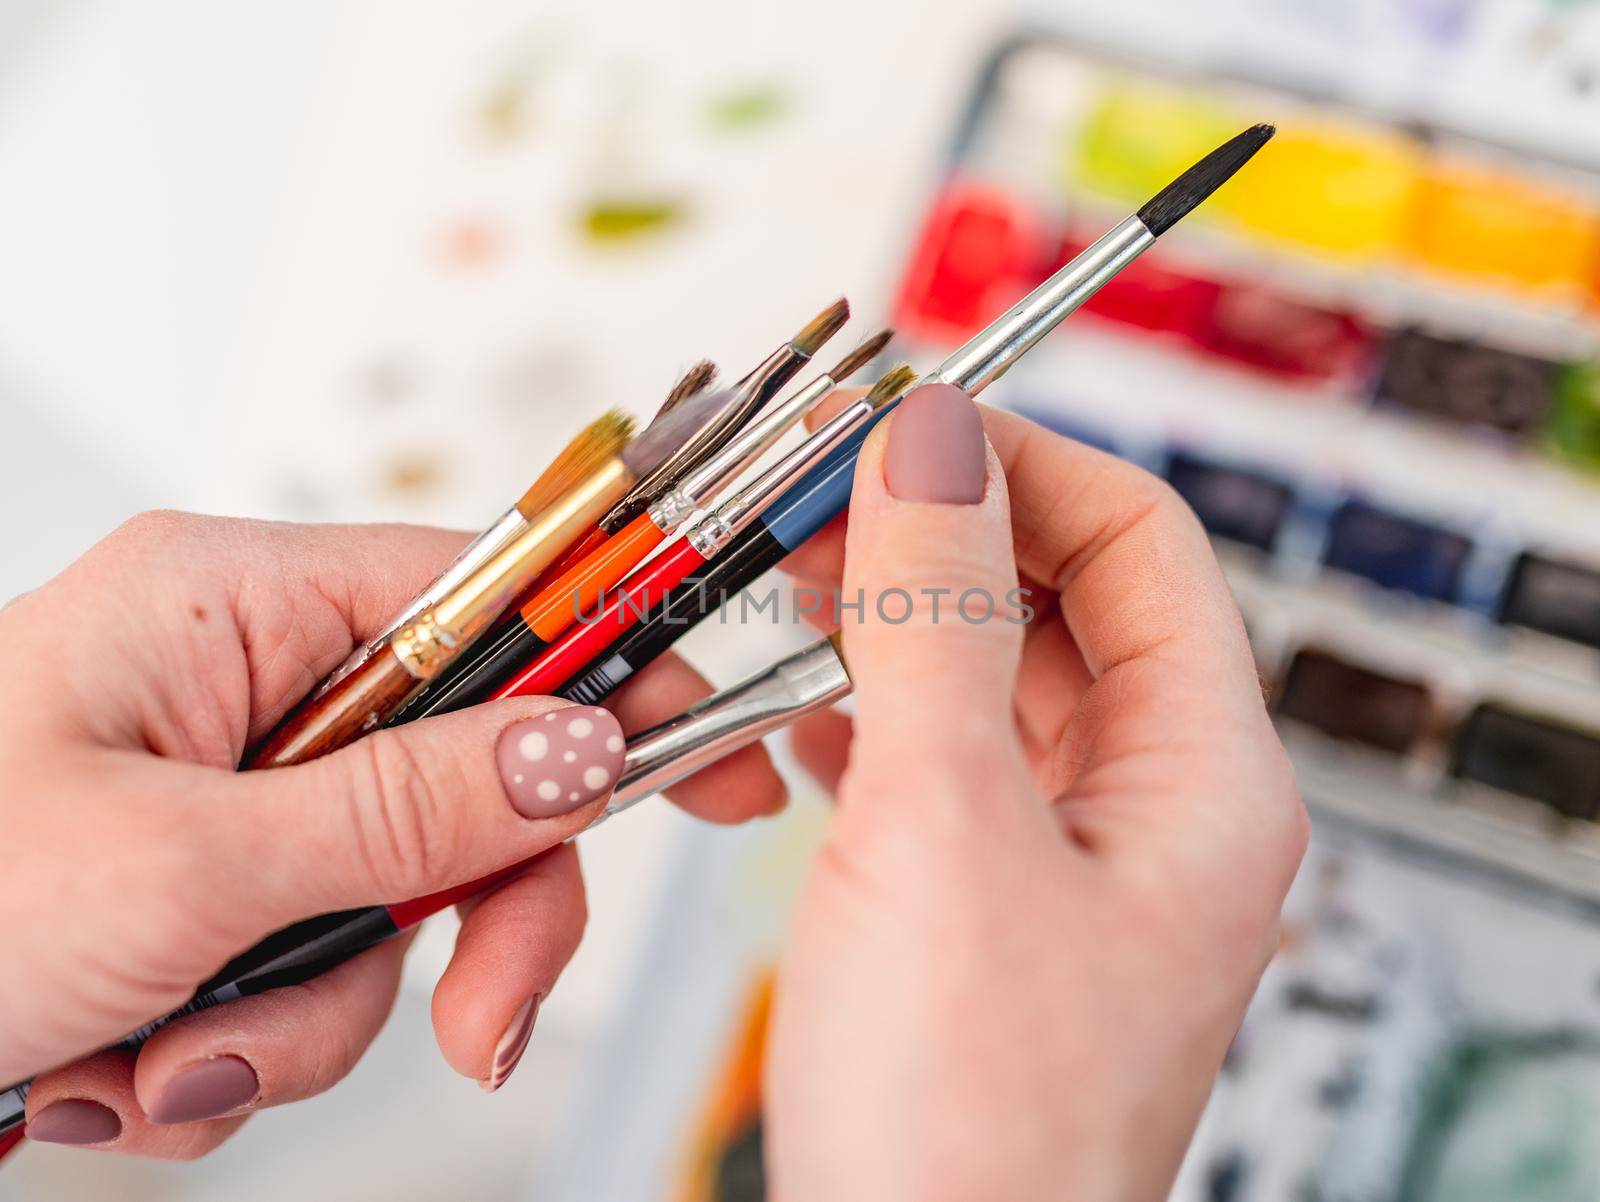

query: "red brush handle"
xmin=490 ymin=539 xmax=708 ymax=700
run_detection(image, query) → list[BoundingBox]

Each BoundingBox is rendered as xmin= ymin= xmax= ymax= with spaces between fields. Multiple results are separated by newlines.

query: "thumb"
xmin=839 ymin=384 xmax=1031 ymax=813
xmin=216 ymin=698 xmax=626 ymax=925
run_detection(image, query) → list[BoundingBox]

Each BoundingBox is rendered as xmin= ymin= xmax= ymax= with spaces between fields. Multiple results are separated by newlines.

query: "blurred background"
xmin=5 ymin=0 xmax=1600 ymax=1198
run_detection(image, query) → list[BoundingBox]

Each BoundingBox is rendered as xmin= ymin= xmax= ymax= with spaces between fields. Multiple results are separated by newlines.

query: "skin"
xmin=0 ymin=406 xmax=1306 ymax=1196
xmin=0 ymin=514 xmax=785 ymax=1157
xmin=765 ymin=402 xmax=1307 ymax=1201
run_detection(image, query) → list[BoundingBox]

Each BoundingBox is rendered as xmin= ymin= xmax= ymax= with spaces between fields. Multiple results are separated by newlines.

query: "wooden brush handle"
xmin=244 ymin=652 xmax=418 ymax=769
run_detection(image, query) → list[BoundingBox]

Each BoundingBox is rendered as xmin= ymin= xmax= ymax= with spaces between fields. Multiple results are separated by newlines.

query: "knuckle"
xmin=849 ymin=569 xmax=1027 ymax=635
xmin=343 ymin=733 xmax=454 ymax=898
xmin=112 ymin=509 xmax=207 ymax=547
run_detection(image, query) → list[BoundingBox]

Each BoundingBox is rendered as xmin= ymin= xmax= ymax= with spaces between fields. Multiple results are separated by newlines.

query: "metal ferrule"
xmin=389 ymin=457 xmax=632 ymax=678
xmin=650 ymin=371 xmax=837 ymax=528
xmin=388 ymin=612 xmax=462 ymax=680
xmin=602 ymin=344 xmax=800 ymax=533
xmin=685 ymin=510 xmax=734 ymax=559
xmin=645 ymin=487 xmax=698 ymax=532
xmin=368 ymin=506 xmax=525 ymax=649
xmin=682 ymin=395 xmax=873 ymax=559
xmin=932 ymin=214 xmax=1155 ymax=395
xmin=584 ymin=636 xmax=851 ymax=830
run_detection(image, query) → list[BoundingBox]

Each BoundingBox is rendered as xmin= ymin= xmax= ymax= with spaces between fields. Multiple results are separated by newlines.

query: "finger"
xmin=802 ymin=386 xmax=865 ymax=432
xmin=432 ymin=843 xmax=585 ymax=1088
xmin=838 ymin=383 xmax=1032 ymax=813
xmin=65 ymin=513 xmax=475 ymax=737
xmin=234 ymin=521 xmax=475 ymax=732
xmin=202 ymin=695 xmax=628 ymax=931
xmin=1013 ymin=605 xmax=1095 ymax=783
xmin=788 ymin=707 xmax=854 ymax=796
xmin=982 ymin=410 xmax=1302 ymax=883
xmin=608 ymin=652 xmax=787 ymax=822
xmin=982 ymin=408 xmax=1260 ymax=707
xmin=26 ymin=1051 xmax=247 ymax=1158
xmin=125 ymin=932 xmax=413 ymax=1130
xmin=14 ymin=515 xmax=474 ymax=747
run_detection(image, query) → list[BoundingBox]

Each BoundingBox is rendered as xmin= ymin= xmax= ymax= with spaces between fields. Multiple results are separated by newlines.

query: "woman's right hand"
xmin=768 ymin=387 xmax=1307 ymax=1202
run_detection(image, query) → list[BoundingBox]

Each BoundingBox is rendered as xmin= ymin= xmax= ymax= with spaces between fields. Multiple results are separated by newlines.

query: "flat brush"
xmin=392 ymin=329 xmax=892 ymax=725
xmin=553 ymin=125 xmax=1279 ymax=701
xmin=594 ymin=297 xmax=849 ymax=534
xmin=245 ymin=390 xmax=730 ymax=769
xmin=392 ymin=365 xmax=908 ymax=722
xmin=586 ymin=632 xmax=849 ymax=829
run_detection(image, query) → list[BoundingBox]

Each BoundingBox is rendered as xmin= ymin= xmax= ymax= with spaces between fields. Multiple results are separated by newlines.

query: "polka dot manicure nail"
xmin=497 ymin=706 xmax=626 ymax=819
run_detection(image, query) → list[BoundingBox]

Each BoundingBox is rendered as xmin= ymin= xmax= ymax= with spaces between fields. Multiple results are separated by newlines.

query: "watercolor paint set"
xmin=888 ymin=30 xmax=1600 ymax=865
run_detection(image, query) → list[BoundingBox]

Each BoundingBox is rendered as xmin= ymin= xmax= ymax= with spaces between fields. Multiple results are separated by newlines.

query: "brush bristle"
xmin=1137 ymin=123 xmax=1275 ymax=237
xmin=865 ymin=364 xmax=919 ymax=409
xmin=656 ymin=360 xmax=718 ymax=419
xmin=516 ymin=410 xmax=635 ymax=517
xmin=790 ymin=297 xmax=850 ymax=358
xmin=828 ymin=329 xmax=893 ymax=381
xmin=621 ymin=381 xmax=736 ymax=477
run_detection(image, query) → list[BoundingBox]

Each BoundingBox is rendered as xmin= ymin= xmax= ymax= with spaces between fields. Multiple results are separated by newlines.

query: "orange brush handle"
xmin=521 ymin=513 xmax=667 ymax=642
xmin=528 ymin=525 xmax=609 ymax=594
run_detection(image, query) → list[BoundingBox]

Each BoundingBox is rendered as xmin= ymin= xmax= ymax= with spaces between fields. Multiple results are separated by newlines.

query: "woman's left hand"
xmin=1 ymin=512 xmax=785 ymax=1156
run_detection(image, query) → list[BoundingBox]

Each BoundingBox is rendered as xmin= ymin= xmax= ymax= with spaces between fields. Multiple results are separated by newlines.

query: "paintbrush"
xmin=931 ymin=123 xmax=1277 ymax=392
xmin=550 ymin=125 xmax=1283 ymax=702
xmin=245 ymin=391 xmax=729 ymax=768
xmin=390 ymin=363 xmax=907 ymax=722
xmin=391 ymin=329 xmax=893 ymax=724
xmin=511 ymin=359 xmax=726 ymax=600
xmin=654 ymin=359 xmax=718 ymax=419
xmin=466 ymin=365 xmax=919 ymax=709
xmin=362 ymin=360 xmax=724 ymax=659
xmin=594 ymin=297 xmax=850 ymax=533
xmin=511 ymin=299 xmax=849 ymax=610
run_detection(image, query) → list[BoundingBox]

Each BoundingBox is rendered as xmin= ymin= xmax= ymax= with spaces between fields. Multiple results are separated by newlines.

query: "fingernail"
xmin=26 ymin=1099 xmax=121 ymax=1145
xmin=146 ymin=1055 xmax=260 ymax=1124
xmin=884 ymin=382 xmax=986 ymax=505
xmin=498 ymin=706 xmax=625 ymax=819
xmin=481 ymin=994 xmax=540 ymax=1093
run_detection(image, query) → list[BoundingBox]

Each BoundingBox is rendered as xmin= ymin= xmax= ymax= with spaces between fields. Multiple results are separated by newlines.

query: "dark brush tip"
xmin=827 ymin=328 xmax=893 ymax=381
xmin=1136 ymin=123 xmax=1275 ymax=237
xmin=791 ymin=297 xmax=850 ymax=357
xmin=656 ymin=360 xmax=718 ymax=418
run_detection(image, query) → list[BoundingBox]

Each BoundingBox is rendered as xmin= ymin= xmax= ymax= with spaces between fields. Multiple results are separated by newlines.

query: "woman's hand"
xmin=0 ymin=513 xmax=784 ymax=1156
xmin=769 ymin=387 xmax=1307 ymax=1202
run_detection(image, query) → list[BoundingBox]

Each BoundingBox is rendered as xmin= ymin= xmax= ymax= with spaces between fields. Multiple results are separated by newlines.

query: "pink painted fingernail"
xmin=26 ymin=1099 xmax=122 ymax=1145
xmin=147 ymin=1055 xmax=259 ymax=1124
xmin=884 ymin=382 xmax=986 ymax=505
xmin=497 ymin=706 xmax=625 ymax=819
xmin=481 ymin=994 xmax=540 ymax=1093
